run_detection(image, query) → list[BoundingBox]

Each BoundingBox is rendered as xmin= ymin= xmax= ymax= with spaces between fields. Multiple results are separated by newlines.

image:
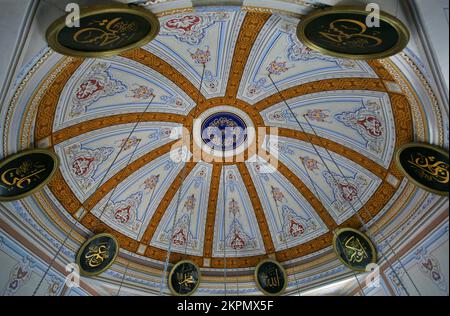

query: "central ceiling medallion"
xmin=201 ymin=112 xmax=248 ymax=151
xmin=194 ymin=106 xmax=255 ymax=158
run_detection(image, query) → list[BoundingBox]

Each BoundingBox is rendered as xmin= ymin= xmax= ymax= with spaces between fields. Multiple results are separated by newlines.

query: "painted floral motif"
xmin=189 ymin=46 xmax=211 ymax=65
xmin=71 ymin=63 xmax=127 ymax=117
xmin=267 ymin=140 xmax=294 ymax=156
xmin=160 ymin=13 xmax=229 ymax=45
xmin=143 ymin=174 xmax=160 ymax=192
xmin=183 ymin=194 xmax=197 ymax=213
xmin=267 ymin=58 xmax=290 ymax=76
xmin=204 ymin=70 xmax=219 ymax=92
xmin=127 ymin=85 xmax=155 ymax=99
xmin=304 ymin=109 xmax=331 ymax=123
xmin=323 ymin=171 xmax=368 ymax=213
xmin=280 ymin=205 xmax=317 ymax=240
xmin=268 ymin=109 xmax=294 ymax=122
xmin=224 ymin=218 xmax=256 ymax=251
xmin=160 ymin=95 xmax=186 ymax=108
xmin=335 ymin=100 xmax=384 ymax=153
xmin=66 ymin=144 xmax=114 ymax=190
xmin=3 ymin=257 xmax=33 ymax=296
xmin=104 ymin=192 xmax=142 ymax=230
xmin=46 ymin=276 xmax=63 ymax=296
xmin=167 ymin=214 xmax=197 ymax=247
xmin=271 ymin=186 xmax=287 ymax=204
xmin=246 ymin=78 xmax=266 ymax=98
xmin=116 ymin=136 xmax=141 ymax=151
xmin=299 ymin=156 xmax=320 ymax=172
xmin=388 ymin=268 xmax=408 ymax=296
xmin=228 ymin=198 xmax=240 ymax=217
xmin=415 ymin=247 xmax=448 ymax=292
xmin=285 ymin=33 xmax=356 ymax=68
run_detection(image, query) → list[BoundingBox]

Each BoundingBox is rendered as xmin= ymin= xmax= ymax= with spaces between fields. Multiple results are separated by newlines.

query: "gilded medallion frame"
xmin=76 ymin=233 xmax=119 ymax=277
xmin=46 ymin=5 xmax=160 ymax=58
xmin=296 ymin=6 xmax=410 ymax=60
xmin=395 ymin=142 xmax=449 ymax=196
xmin=168 ymin=259 xmax=201 ymax=296
xmin=254 ymin=259 xmax=287 ymax=296
xmin=332 ymin=228 xmax=377 ymax=272
xmin=0 ymin=149 xmax=59 ymax=202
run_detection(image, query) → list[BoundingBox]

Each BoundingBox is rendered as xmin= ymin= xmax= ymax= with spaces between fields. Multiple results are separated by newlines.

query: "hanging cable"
xmin=221 ymin=130 xmax=228 ymax=296
xmin=268 ymin=74 xmax=414 ymax=296
xmin=159 ymin=64 xmax=206 ymax=295
xmin=303 ymin=115 xmax=422 ymax=296
xmin=32 ymin=94 xmax=156 ymax=296
xmin=270 ymin=131 xmax=366 ymax=296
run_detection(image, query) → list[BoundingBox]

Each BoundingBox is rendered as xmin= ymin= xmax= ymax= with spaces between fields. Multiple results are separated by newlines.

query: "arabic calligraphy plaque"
xmin=76 ymin=233 xmax=119 ymax=276
xmin=168 ymin=260 xmax=201 ymax=296
xmin=255 ymin=259 xmax=287 ymax=296
xmin=333 ymin=228 xmax=377 ymax=272
xmin=396 ymin=143 xmax=449 ymax=195
xmin=46 ymin=5 xmax=160 ymax=57
xmin=0 ymin=149 xmax=58 ymax=201
xmin=297 ymin=6 xmax=410 ymax=59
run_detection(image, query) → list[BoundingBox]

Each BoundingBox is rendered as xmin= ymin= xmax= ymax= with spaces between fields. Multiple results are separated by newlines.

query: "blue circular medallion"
xmin=201 ymin=112 xmax=248 ymax=151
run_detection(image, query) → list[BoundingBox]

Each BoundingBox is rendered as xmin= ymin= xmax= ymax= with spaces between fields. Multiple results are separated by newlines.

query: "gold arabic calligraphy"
xmin=319 ymin=19 xmax=383 ymax=48
xmin=85 ymin=243 xmax=110 ymax=268
xmin=1 ymin=160 xmax=46 ymax=190
xmin=177 ymin=272 xmax=196 ymax=287
xmin=407 ymin=153 xmax=449 ymax=184
xmin=344 ymin=236 xmax=368 ymax=263
xmin=73 ymin=17 xmax=138 ymax=47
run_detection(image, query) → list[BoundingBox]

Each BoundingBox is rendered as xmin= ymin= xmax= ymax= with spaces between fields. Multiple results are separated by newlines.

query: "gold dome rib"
xmin=254 ymin=77 xmax=387 ymax=112
xmin=52 ymin=113 xmax=186 ymax=145
xmin=203 ymin=164 xmax=222 ymax=258
xmin=237 ymin=162 xmax=276 ymax=254
xmin=276 ymin=128 xmax=388 ymax=179
xmin=83 ymin=140 xmax=181 ymax=212
xmin=120 ymin=48 xmax=208 ymax=104
xmin=225 ymin=12 xmax=271 ymax=98
xmin=140 ymin=162 xmax=197 ymax=244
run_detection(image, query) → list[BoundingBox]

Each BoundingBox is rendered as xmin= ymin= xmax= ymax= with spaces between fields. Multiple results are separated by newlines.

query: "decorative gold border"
xmin=254 ymin=259 xmax=287 ymax=296
xmin=168 ymin=260 xmax=201 ymax=296
xmin=395 ymin=142 xmax=449 ymax=196
xmin=297 ymin=6 xmax=410 ymax=60
xmin=76 ymin=233 xmax=119 ymax=277
xmin=332 ymin=228 xmax=377 ymax=273
xmin=46 ymin=5 xmax=160 ymax=58
xmin=0 ymin=149 xmax=59 ymax=202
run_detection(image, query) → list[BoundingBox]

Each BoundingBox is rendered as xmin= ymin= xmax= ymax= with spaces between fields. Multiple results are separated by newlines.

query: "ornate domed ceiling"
xmin=1 ymin=4 xmax=447 ymax=296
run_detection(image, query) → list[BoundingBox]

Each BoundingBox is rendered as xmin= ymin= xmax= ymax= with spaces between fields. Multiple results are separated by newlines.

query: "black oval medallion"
xmin=396 ymin=143 xmax=449 ymax=195
xmin=333 ymin=228 xmax=377 ymax=272
xmin=168 ymin=260 xmax=201 ymax=296
xmin=255 ymin=259 xmax=287 ymax=296
xmin=46 ymin=5 xmax=160 ymax=57
xmin=0 ymin=149 xmax=59 ymax=201
xmin=76 ymin=233 xmax=119 ymax=276
xmin=297 ymin=6 xmax=409 ymax=59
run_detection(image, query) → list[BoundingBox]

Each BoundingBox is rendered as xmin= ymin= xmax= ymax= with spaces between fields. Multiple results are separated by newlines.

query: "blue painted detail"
xmin=201 ymin=112 xmax=247 ymax=151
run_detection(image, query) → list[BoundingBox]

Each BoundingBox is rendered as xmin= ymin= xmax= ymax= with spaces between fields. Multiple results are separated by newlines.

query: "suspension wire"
xmin=270 ymin=133 xmax=366 ymax=296
xmin=268 ymin=74 xmax=412 ymax=296
xmin=270 ymin=187 xmax=302 ymax=296
xmin=159 ymin=64 xmax=206 ymax=295
xmin=303 ymin=115 xmax=422 ymax=296
xmin=117 ymin=262 xmax=131 ymax=296
xmin=41 ymin=0 xmax=67 ymax=14
xmin=221 ymin=131 xmax=228 ymax=296
xmin=32 ymin=95 xmax=156 ymax=296
xmin=232 ymin=134 xmax=240 ymax=296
